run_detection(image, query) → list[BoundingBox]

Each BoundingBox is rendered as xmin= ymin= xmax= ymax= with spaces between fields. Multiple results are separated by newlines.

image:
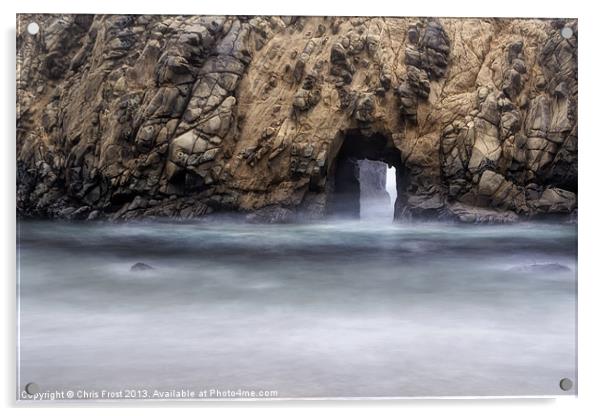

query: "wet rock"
xmin=447 ymin=203 xmax=519 ymax=224
xmin=245 ymin=205 xmax=296 ymax=224
xmin=87 ymin=210 xmax=101 ymax=220
xmin=407 ymin=193 xmax=445 ymax=217
xmin=509 ymin=263 xmax=571 ymax=273
xmin=534 ymin=187 xmax=576 ymax=213
xmin=130 ymin=262 xmax=154 ymax=272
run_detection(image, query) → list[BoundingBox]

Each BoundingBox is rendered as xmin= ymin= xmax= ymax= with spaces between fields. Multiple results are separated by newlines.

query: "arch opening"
xmin=325 ymin=131 xmax=406 ymax=221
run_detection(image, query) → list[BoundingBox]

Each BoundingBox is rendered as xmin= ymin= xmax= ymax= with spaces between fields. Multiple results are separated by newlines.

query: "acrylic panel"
xmin=16 ymin=14 xmax=578 ymax=401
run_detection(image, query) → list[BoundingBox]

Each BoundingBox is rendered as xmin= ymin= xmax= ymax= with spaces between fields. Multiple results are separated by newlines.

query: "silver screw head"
xmin=25 ymin=382 xmax=39 ymax=395
xmin=27 ymin=22 xmax=40 ymax=35
xmin=559 ymin=377 xmax=573 ymax=391
xmin=561 ymin=27 xmax=573 ymax=39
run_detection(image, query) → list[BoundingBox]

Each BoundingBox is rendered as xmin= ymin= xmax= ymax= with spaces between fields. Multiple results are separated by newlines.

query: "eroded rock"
xmin=16 ymin=16 xmax=577 ymax=221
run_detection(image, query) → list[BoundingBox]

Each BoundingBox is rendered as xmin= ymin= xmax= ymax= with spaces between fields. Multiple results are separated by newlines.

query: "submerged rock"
xmin=509 ymin=263 xmax=571 ymax=273
xmin=130 ymin=262 xmax=154 ymax=272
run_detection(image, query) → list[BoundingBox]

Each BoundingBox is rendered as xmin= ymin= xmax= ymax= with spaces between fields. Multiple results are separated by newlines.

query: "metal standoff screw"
xmin=27 ymin=22 xmax=40 ymax=35
xmin=559 ymin=378 xmax=573 ymax=391
xmin=25 ymin=382 xmax=39 ymax=395
xmin=561 ymin=27 xmax=573 ymax=39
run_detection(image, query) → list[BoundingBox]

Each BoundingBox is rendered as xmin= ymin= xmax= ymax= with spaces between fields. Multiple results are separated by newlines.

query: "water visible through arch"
xmin=358 ymin=160 xmax=394 ymax=220
xmin=326 ymin=131 xmax=405 ymax=221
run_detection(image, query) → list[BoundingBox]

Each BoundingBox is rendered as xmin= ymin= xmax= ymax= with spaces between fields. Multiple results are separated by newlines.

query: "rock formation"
xmin=17 ymin=15 xmax=577 ymax=222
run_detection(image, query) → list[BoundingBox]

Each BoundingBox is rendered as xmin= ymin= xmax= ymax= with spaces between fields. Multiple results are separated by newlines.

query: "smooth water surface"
xmin=17 ymin=219 xmax=577 ymax=398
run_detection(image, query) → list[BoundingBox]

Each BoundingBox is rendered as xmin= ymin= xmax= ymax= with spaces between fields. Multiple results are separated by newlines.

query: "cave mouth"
xmin=326 ymin=131 xmax=405 ymax=221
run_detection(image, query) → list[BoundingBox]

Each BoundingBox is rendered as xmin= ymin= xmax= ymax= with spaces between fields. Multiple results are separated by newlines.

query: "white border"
xmin=3 ymin=0 xmax=602 ymax=414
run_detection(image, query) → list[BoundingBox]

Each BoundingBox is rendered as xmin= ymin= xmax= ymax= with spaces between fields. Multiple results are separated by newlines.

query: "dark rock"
xmin=245 ymin=205 xmax=296 ymax=224
xmin=130 ymin=262 xmax=154 ymax=272
xmin=354 ymin=93 xmax=375 ymax=122
xmin=534 ymin=187 xmax=576 ymax=213
xmin=509 ymin=263 xmax=571 ymax=273
xmin=87 ymin=210 xmax=101 ymax=220
xmin=447 ymin=203 xmax=519 ymax=224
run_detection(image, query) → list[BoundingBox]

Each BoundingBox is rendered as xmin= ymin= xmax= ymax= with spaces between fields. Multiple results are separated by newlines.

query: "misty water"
xmin=17 ymin=218 xmax=577 ymax=398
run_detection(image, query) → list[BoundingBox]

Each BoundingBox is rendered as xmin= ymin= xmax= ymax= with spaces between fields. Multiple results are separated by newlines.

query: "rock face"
xmin=17 ymin=15 xmax=577 ymax=222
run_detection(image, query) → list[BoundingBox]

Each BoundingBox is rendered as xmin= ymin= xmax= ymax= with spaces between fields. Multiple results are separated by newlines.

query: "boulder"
xmin=447 ymin=203 xmax=519 ymax=224
xmin=535 ymin=187 xmax=577 ymax=213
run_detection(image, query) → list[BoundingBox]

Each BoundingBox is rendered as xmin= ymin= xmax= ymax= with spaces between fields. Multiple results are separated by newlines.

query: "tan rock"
xmin=15 ymin=15 xmax=578 ymax=220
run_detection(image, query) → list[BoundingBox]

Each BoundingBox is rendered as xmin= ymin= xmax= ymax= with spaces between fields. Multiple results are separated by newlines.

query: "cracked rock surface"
xmin=17 ymin=15 xmax=577 ymax=222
